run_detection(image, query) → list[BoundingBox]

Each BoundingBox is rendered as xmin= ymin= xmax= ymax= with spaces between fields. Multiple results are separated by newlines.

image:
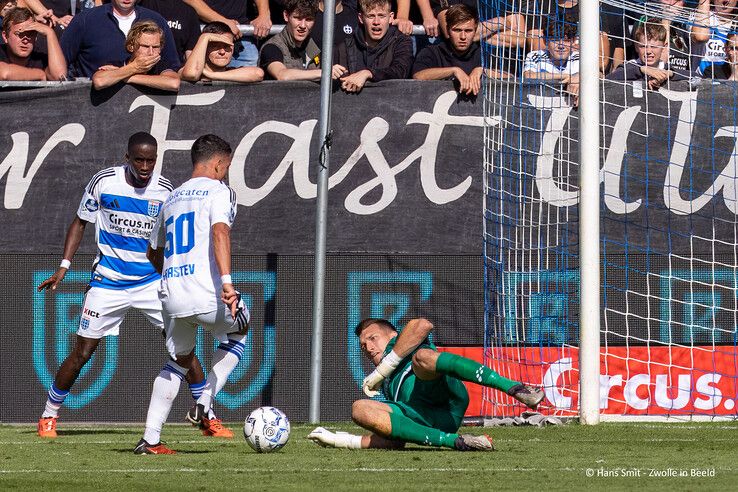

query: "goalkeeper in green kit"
xmin=308 ymin=318 xmax=545 ymax=451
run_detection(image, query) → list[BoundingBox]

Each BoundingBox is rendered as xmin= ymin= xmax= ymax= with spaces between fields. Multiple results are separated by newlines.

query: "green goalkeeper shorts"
xmin=386 ymin=375 xmax=469 ymax=433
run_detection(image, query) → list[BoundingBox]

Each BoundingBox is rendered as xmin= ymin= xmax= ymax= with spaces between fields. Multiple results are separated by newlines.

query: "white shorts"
xmin=164 ymin=300 xmax=250 ymax=358
xmin=77 ymin=282 xmax=163 ymax=339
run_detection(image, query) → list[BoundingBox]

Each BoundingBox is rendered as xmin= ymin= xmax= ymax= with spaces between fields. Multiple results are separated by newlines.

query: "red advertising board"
xmin=439 ymin=346 xmax=738 ymax=417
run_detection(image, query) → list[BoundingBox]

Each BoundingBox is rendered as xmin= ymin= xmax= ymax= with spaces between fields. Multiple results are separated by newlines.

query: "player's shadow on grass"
xmin=112 ymin=448 xmax=212 ymax=454
xmin=22 ymin=429 xmax=139 ymax=436
xmin=59 ymin=429 xmax=140 ymax=436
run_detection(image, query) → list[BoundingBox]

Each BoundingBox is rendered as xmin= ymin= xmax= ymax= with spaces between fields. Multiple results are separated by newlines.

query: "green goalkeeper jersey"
xmin=381 ymin=336 xmax=469 ymax=412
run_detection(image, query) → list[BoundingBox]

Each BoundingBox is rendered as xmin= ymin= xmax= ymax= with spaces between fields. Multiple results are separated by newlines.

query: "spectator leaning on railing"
xmin=61 ymin=0 xmax=180 ymax=78
xmin=412 ymin=4 xmax=507 ymax=96
xmin=0 ymin=7 xmax=67 ymax=80
xmin=91 ymin=19 xmax=180 ymax=91
xmin=180 ymin=21 xmax=264 ymax=83
xmin=332 ymin=0 xmax=413 ymax=93
xmin=607 ymin=19 xmax=689 ymax=89
xmin=523 ymin=15 xmax=580 ymax=102
xmin=182 ymin=0 xmax=271 ymax=67
xmin=259 ymin=0 xmax=338 ymax=80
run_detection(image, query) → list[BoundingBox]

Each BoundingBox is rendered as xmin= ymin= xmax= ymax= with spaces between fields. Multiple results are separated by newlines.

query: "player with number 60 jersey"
xmin=136 ymin=134 xmax=249 ymax=455
xmin=152 ymin=172 xmax=237 ymax=318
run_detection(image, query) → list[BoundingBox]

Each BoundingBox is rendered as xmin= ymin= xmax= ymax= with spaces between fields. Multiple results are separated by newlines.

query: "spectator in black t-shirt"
xmin=0 ymin=7 xmax=66 ymax=80
xmin=419 ymin=0 xmax=524 ymax=50
xmin=138 ymin=0 xmax=201 ymax=63
xmin=312 ymin=0 xmax=359 ymax=48
xmin=181 ymin=21 xmax=263 ymax=82
xmin=332 ymin=0 xmax=412 ymax=92
xmin=412 ymin=4 xmax=507 ymax=95
xmin=91 ymin=19 xmax=180 ymax=91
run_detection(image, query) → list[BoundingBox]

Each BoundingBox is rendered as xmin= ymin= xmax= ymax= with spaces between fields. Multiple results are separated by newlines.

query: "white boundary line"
xmin=0 ymin=437 xmax=735 ymax=446
xmin=1 ymin=467 xmax=737 ymax=474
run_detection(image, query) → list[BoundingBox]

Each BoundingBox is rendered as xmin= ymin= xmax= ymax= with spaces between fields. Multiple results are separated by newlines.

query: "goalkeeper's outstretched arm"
xmin=386 ymin=318 xmax=434 ymax=358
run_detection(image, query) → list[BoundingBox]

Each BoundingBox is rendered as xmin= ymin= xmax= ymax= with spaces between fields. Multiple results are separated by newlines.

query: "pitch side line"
xmin=2 ymin=467 xmax=738 ymax=474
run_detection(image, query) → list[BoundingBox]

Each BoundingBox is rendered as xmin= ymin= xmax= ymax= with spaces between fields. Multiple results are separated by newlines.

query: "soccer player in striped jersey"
xmin=134 ymin=134 xmax=248 ymax=455
xmin=37 ymin=132 xmax=232 ymax=439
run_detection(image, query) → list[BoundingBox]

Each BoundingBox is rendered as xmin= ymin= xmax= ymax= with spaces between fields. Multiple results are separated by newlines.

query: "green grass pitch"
xmin=1 ymin=422 xmax=736 ymax=491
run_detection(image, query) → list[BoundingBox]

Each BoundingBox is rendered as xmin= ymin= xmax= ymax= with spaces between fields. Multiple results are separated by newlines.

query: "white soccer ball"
xmin=243 ymin=406 xmax=290 ymax=453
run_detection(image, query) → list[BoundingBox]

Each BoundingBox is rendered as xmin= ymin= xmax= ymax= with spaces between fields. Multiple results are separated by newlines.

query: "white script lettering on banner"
xmin=227 ymin=91 xmax=487 ymax=215
xmin=129 ymin=90 xmax=226 ymax=171
xmin=0 ymin=124 xmax=85 ymax=209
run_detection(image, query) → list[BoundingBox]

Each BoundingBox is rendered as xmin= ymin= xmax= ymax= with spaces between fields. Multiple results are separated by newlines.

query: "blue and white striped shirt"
xmin=77 ymin=166 xmax=173 ymax=289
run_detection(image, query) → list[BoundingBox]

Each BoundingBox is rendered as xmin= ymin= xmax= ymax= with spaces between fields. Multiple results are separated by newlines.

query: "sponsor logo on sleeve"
xmin=84 ymin=199 xmax=99 ymax=212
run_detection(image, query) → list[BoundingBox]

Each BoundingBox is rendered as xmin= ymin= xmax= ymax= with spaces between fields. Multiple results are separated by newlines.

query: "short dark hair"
xmin=445 ymin=4 xmax=478 ymax=30
xmin=191 ymin=134 xmax=232 ymax=165
xmin=544 ymin=14 xmax=577 ymax=40
xmin=202 ymin=21 xmax=233 ymax=36
xmin=354 ymin=318 xmax=398 ymax=337
xmin=128 ymin=131 xmax=157 ymax=152
xmin=284 ymin=0 xmax=318 ymax=18
xmin=2 ymin=7 xmax=33 ymax=35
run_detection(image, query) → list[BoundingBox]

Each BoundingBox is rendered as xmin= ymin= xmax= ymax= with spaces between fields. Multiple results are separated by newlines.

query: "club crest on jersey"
xmin=148 ymin=200 xmax=162 ymax=217
xmin=343 ymin=25 xmax=353 ymax=34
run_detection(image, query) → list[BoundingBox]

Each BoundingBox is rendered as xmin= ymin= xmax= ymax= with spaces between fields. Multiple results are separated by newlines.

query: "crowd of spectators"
xmin=0 ymin=0 xmax=735 ymax=95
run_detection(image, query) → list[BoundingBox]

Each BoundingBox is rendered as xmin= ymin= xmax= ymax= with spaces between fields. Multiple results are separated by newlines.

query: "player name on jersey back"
xmin=152 ymin=176 xmax=237 ymax=318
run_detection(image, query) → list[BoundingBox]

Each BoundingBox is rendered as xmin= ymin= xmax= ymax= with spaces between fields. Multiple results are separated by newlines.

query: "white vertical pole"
xmin=309 ymin=0 xmax=337 ymax=424
xmin=578 ymin=0 xmax=601 ymax=425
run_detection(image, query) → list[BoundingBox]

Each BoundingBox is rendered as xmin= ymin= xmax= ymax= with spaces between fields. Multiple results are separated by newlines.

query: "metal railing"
xmin=235 ymin=24 xmax=429 ymax=36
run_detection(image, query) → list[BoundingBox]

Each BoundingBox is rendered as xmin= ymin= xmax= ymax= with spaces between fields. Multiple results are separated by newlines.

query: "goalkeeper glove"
xmin=307 ymin=427 xmax=362 ymax=449
xmin=361 ymin=350 xmax=402 ymax=397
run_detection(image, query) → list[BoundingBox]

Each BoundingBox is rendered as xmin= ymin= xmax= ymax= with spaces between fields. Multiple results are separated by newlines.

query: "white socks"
xmin=42 ymin=384 xmax=69 ymax=418
xmin=197 ymin=335 xmax=247 ymax=413
xmin=143 ymin=361 xmax=188 ymax=445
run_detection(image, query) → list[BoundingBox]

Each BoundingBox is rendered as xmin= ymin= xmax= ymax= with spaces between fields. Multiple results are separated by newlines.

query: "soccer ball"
xmin=243 ymin=406 xmax=290 ymax=453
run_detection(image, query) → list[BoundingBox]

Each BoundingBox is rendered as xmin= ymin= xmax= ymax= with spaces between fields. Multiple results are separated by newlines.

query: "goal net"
xmin=481 ymin=0 xmax=738 ymax=420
